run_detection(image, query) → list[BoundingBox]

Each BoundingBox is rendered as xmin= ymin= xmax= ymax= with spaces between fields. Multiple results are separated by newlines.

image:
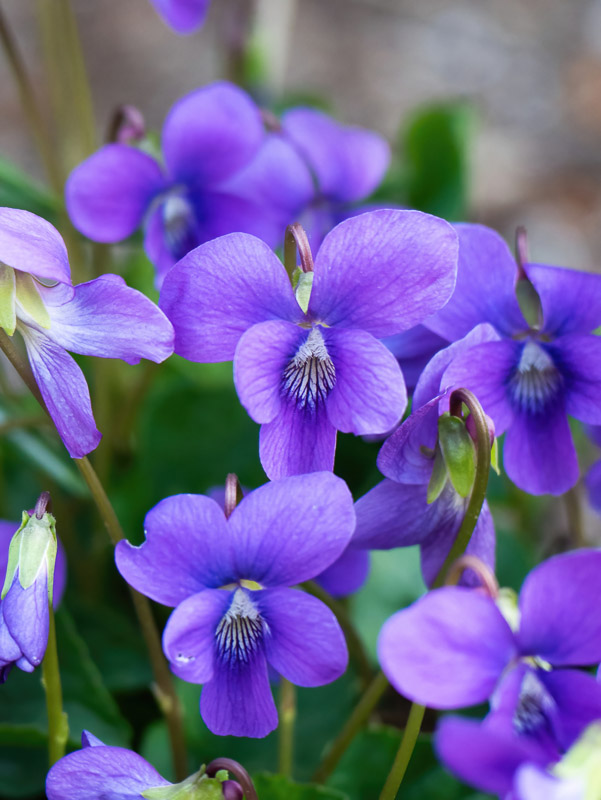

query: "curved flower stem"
xmin=378 ymin=703 xmax=425 ymax=800
xmin=284 ymin=222 xmax=314 ymax=276
xmin=0 ymin=332 xmax=187 ymax=781
xmin=278 ymin=678 xmax=296 ymax=777
xmin=206 ymin=758 xmax=258 ymax=800
xmin=42 ymin=605 xmax=69 ymax=766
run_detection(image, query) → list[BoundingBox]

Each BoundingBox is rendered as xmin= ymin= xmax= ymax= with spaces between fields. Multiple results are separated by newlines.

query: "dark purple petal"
xmin=40 ymin=275 xmax=173 ymax=364
xmin=150 ymin=0 xmax=211 ymax=33
xmin=517 ymin=549 xmax=601 ymax=666
xmin=46 ymin=743 xmax=169 ymax=800
xmin=425 ymin=223 xmax=527 ymax=340
xmin=540 ymin=669 xmax=601 ymax=751
xmin=435 ymin=716 xmax=554 ymax=797
xmin=234 ymin=320 xmax=303 ymax=424
xmin=115 ymin=494 xmax=233 ymax=606
xmin=20 ymin=327 xmax=101 ymax=458
xmin=227 ymin=472 xmax=355 ymax=587
xmin=378 ymin=587 xmax=516 ymax=708
xmin=260 ymin=587 xmax=348 ymax=685
xmin=308 ymin=210 xmax=458 ymax=338
xmin=324 ymin=326 xmax=407 ymax=435
xmin=316 ymin=546 xmax=370 ymax=597
xmin=143 ymin=203 xmax=182 ymax=288
xmin=382 ymin=325 xmax=448 ymax=392
xmin=0 ymin=208 xmax=71 ymax=285
xmin=53 ymin=539 xmax=67 ymax=608
xmin=352 ymin=479 xmax=434 ymax=550
xmin=585 ymin=459 xmax=601 ymax=514
xmin=0 ymin=521 xmax=17 ymax=578
xmin=200 ymin=649 xmax=277 ymax=737
xmin=503 ymin=401 xmax=578 ymax=496
xmin=3 ymin=571 xmax=49 ymax=668
xmin=65 ymin=145 xmax=165 ymax=242
xmin=159 ymin=233 xmax=302 ymax=362
xmin=281 ymin=108 xmax=390 ymax=203
xmin=162 ymin=83 xmax=263 ymax=186
xmin=549 ymin=334 xmax=601 ymax=425
xmin=259 ymin=402 xmax=337 ymax=480
xmin=81 ymin=731 xmax=104 ymax=748
xmin=162 ymin=589 xmax=229 ymax=682
xmin=525 ymin=261 xmax=601 ymax=336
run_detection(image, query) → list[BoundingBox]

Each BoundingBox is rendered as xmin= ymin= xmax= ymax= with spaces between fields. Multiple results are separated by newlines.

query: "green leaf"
xmin=490 ymin=437 xmax=500 ymax=475
xmin=0 ymin=158 xmax=58 ymax=220
xmin=438 ymin=415 xmax=476 ymax=498
xmin=253 ymin=774 xmax=349 ymax=800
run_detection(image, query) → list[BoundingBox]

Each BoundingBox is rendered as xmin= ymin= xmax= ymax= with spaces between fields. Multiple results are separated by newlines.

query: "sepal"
xmin=143 ymin=765 xmax=228 ymax=800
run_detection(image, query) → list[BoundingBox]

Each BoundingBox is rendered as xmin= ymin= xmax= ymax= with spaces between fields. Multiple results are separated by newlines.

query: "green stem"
xmin=42 ymin=605 xmax=69 ymax=765
xmin=378 ymin=704 xmax=425 ymax=800
xmin=278 ymin=678 xmax=296 ymax=778
xmin=0 ymin=332 xmax=188 ymax=781
xmin=564 ymin=486 xmax=585 ymax=548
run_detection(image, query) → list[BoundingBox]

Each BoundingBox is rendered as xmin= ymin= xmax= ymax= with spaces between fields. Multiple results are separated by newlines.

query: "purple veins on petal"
xmin=508 ymin=340 xmax=562 ymax=414
xmin=281 ymin=326 xmax=336 ymax=410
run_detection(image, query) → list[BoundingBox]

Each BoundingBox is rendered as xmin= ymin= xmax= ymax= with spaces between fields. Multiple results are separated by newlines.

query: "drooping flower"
xmin=0 ymin=208 xmax=173 ymax=457
xmin=149 ymin=0 xmax=211 ymax=34
xmin=159 ymin=209 xmax=458 ymax=478
xmin=66 ymin=83 xmax=311 ymax=287
xmin=115 ymin=473 xmax=355 ymax=737
xmin=424 ymin=223 xmax=601 ymax=495
xmin=353 ymin=324 xmax=498 ymax=586
xmin=46 ymin=730 xmax=238 ymax=799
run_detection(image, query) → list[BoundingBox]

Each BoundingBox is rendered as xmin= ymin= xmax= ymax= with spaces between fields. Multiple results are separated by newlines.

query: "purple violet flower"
xmin=352 ymin=323 xmax=498 ymax=586
xmin=584 ymin=425 xmax=601 ymax=515
xmin=0 ymin=208 xmax=173 ymax=457
xmin=66 ymin=83 xmax=310 ymax=288
xmin=159 ymin=209 xmax=458 ymax=478
xmin=424 ymin=223 xmax=601 ymax=495
xmin=115 ymin=473 xmax=355 ymax=737
xmin=149 ymin=0 xmax=211 ymax=34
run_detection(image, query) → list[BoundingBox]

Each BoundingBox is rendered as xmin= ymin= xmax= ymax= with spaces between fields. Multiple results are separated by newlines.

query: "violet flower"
xmin=424 ymin=224 xmax=601 ymax=495
xmin=149 ymin=0 xmax=210 ymax=34
xmin=353 ymin=324 xmax=498 ymax=586
xmin=66 ymin=83 xmax=310 ymax=287
xmin=115 ymin=473 xmax=355 ymax=737
xmin=159 ymin=209 xmax=458 ymax=478
xmin=584 ymin=425 xmax=601 ymax=515
xmin=0 ymin=208 xmax=173 ymax=458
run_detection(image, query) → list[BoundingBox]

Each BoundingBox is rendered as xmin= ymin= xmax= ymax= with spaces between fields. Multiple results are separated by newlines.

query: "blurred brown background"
xmin=2 ymin=0 xmax=601 ymax=267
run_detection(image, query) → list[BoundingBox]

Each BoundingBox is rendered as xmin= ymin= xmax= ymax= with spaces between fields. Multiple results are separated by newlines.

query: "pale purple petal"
xmin=259 ymin=403 xmax=337 ymax=480
xmin=425 ymin=223 xmax=527 ymax=340
xmin=162 ymin=83 xmax=264 ymax=186
xmin=503 ymin=402 xmax=578 ymax=496
xmin=40 ymin=275 xmax=173 ymax=364
xmin=115 ymin=494 xmax=233 ymax=606
xmin=200 ymin=650 xmax=277 ymax=737
xmin=150 ymin=0 xmax=210 ymax=33
xmin=308 ymin=210 xmax=458 ymax=338
xmin=227 ymin=472 xmax=355 ymax=586
xmin=324 ymin=327 xmax=407 ymax=435
xmin=540 ymin=669 xmax=601 ymax=751
xmin=3 ymin=572 xmax=49 ymax=668
xmin=65 ymin=145 xmax=165 ymax=242
xmin=20 ymin=327 xmax=101 ymax=458
xmin=260 ymin=587 xmax=348 ymax=685
xmin=162 ymin=589 xmax=229 ymax=682
xmin=0 ymin=602 xmax=22 ymax=669
xmin=316 ymin=546 xmax=370 ymax=597
xmin=0 ymin=208 xmax=71 ymax=284
xmin=383 ymin=325 xmax=448 ymax=392
xmin=549 ymin=335 xmax=601 ymax=425
xmin=378 ymin=587 xmax=516 ymax=708
xmin=281 ymin=108 xmax=390 ymax=202
xmin=234 ymin=320 xmax=303 ymax=424
xmin=517 ymin=549 xmax=601 ymax=665
xmin=525 ymin=261 xmax=601 ymax=336
xmin=516 ymin=766 xmax=582 ymax=800
xmin=159 ymin=233 xmax=302 ymax=362
xmin=46 ymin=743 xmax=169 ymax=800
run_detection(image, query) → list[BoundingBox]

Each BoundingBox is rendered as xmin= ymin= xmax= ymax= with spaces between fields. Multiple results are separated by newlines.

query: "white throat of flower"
xmin=282 ymin=326 xmax=336 ymax=411
xmin=0 ymin=263 xmax=51 ymax=335
xmin=215 ymin=587 xmax=265 ymax=665
xmin=510 ymin=340 xmax=560 ymax=414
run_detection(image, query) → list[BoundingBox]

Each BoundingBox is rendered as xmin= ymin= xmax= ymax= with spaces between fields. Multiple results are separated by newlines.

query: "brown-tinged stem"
xmin=206 ymin=758 xmax=258 ymax=800
xmin=284 ymin=222 xmax=314 ymax=277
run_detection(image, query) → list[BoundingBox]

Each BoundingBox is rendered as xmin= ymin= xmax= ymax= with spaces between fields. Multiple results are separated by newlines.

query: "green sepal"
xmin=495 ymin=587 xmax=520 ymax=633
xmin=438 ymin=413 xmax=476 ymax=498
xmin=426 ymin=446 xmax=447 ymax=504
xmin=0 ymin=263 xmax=16 ymax=335
xmin=553 ymin=722 xmax=601 ymax=791
xmin=490 ymin=437 xmax=500 ymax=475
xmin=15 ymin=272 xmax=51 ymax=329
xmin=2 ymin=510 xmax=58 ymax=603
xmin=294 ymin=270 xmax=314 ymax=314
xmin=143 ymin=766 xmax=226 ymax=800
xmin=1 ymin=512 xmax=28 ymax=598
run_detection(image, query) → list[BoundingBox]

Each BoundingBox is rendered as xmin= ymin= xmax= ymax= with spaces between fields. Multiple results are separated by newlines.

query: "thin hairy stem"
xmin=378 ymin=703 xmax=425 ymax=800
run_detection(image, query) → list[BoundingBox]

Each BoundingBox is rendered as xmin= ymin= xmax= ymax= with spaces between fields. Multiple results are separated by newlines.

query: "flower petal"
xmin=65 ymin=145 xmax=165 ymax=242
xmin=585 ymin=458 xmax=601 ymax=514
xmin=39 ymin=275 xmax=173 ymax=364
xmin=549 ymin=334 xmax=601 ymax=425
xmin=162 ymin=83 xmax=264 ymax=186
xmin=200 ymin=650 xmax=277 ymax=737
xmin=260 ymin=587 xmax=348 ymax=685
xmin=0 ymin=208 xmax=71 ymax=285
xmin=316 ymin=546 xmax=370 ymax=597
xmin=150 ymin=0 xmax=210 ymax=33
xmin=517 ymin=549 xmax=601 ymax=666
xmin=324 ymin=327 xmax=407 ymax=435
xmin=540 ymin=669 xmax=601 ymax=751
xmin=525 ymin=261 xmax=601 ymax=336
xmin=378 ymin=586 xmax=515 ymax=708
xmin=227 ymin=472 xmax=355 ymax=586
xmin=159 ymin=233 xmax=302 ymax=362
xmin=162 ymin=589 xmax=229 ymax=683
xmin=425 ymin=223 xmax=527 ymax=340
xmin=383 ymin=325 xmax=448 ymax=392
xmin=309 ymin=209 xmax=458 ymax=337
xmin=115 ymin=494 xmax=233 ymax=606
xmin=20 ymin=327 xmax=101 ymax=458
xmin=3 ymin=572 xmax=49 ymax=668
xmin=515 ymin=766 xmax=579 ymax=800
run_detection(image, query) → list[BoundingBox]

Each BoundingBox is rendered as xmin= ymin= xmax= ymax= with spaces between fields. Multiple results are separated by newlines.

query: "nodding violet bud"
xmin=142 ymin=766 xmax=229 ymax=800
xmin=0 ymin=492 xmax=57 ymax=681
xmin=465 ymin=411 xmax=499 ymax=474
xmin=107 ymin=104 xmax=146 ymax=145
